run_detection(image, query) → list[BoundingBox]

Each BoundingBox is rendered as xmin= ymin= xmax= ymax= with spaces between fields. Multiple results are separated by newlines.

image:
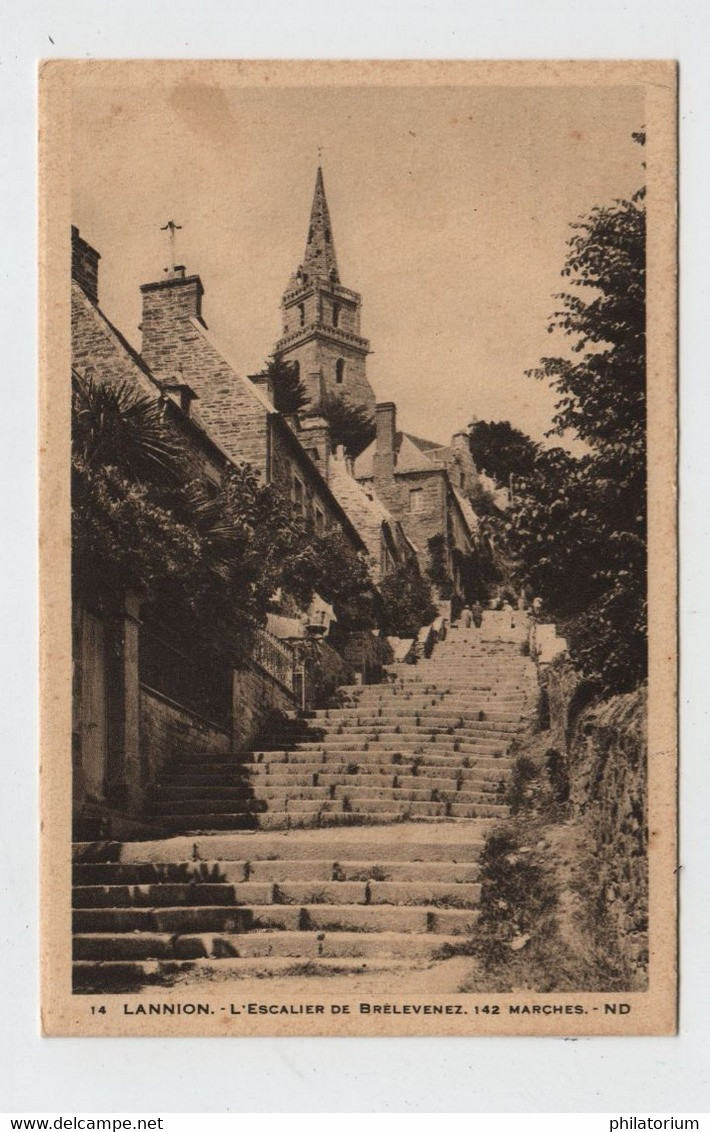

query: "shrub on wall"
xmin=378 ymin=559 xmax=438 ymax=638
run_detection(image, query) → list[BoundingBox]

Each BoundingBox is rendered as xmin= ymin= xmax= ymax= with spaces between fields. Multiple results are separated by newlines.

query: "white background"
xmin=1 ymin=0 xmax=707 ymax=1114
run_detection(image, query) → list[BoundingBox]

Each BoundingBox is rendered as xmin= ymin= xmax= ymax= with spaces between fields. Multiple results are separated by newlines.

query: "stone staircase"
xmin=144 ymin=618 xmax=538 ymax=833
xmin=72 ymin=618 xmax=540 ymax=992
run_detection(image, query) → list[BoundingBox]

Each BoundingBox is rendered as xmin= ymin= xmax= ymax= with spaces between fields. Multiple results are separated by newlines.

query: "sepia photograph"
xmin=39 ymin=59 xmax=677 ymax=1036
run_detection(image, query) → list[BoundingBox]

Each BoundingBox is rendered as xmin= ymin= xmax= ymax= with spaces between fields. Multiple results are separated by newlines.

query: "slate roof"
xmin=353 ymin=429 xmax=447 ymax=479
xmin=327 ymin=450 xmax=407 ymax=573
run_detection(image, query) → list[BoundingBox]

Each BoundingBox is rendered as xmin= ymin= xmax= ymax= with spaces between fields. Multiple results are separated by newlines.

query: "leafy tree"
xmin=512 ymin=136 xmax=647 ymax=692
xmin=258 ymin=355 xmax=309 ymax=416
xmin=318 ymin=392 xmax=375 ymax=458
xmin=282 ymin=528 xmax=378 ymax=631
xmin=72 ymin=373 xmax=179 ymax=486
xmin=71 ymin=375 xmax=368 ymax=653
xmin=469 ymin=420 xmax=540 ymax=484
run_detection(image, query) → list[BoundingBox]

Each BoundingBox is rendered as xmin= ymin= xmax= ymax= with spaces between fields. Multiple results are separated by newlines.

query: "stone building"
xmin=354 ymin=401 xmax=479 ymax=600
xmin=70 ymin=226 xmax=370 ymax=837
xmin=324 ymin=445 xmax=419 ymax=585
xmin=269 ymin=166 xmax=481 ymax=602
xmin=139 ymin=261 xmax=366 ymax=547
xmin=273 ymin=167 xmax=376 ymax=416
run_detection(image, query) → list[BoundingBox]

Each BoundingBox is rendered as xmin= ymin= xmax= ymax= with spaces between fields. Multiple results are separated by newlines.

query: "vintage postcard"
xmin=39 ymin=59 xmax=677 ymax=1036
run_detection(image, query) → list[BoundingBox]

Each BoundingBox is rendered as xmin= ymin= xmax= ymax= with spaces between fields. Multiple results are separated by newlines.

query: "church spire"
xmin=302 ymin=166 xmax=339 ymax=283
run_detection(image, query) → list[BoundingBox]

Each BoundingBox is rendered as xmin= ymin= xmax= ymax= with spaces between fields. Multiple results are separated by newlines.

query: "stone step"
xmin=255 ymin=785 xmax=500 ymax=804
xmin=73 ymin=858 xmax=481 ymax=886
xmin=73 ymin=902 xmax=481 ymax=936
xmin=302 ymin=715 xmax=528 ymax=730
xmin=346 ymin=683 xmax=536 ymax=692
xmin=338 ymin=680 xmax=534 ymax=691
xmin=73 ymin=928 xmax=463 ymax=962
xmin=313 ymin=702 xmax=530 ymax=715
xmin=71 ymin=956 xmax=421 ymax=993
xmin=73 ymin=833 xmax=487 ymax=866
xmin=151 ymin=810 xmax=403 ymax=834
xmin=302 ymin=711 xmax=532 ymax=727
xmin=255 ymin=737 xmax=511 ymax=755
xmin=147 ymin=797 xmax=264 ymax=816
xmin=172 ymin=759 xmax=511 ymax=788
xmin=149 ymin=785 xmax=264 ymax=801
xmin=249 ymin=767 xmax=510 ymax=786
xmin=150 ymin=813 xmax=261 ymax=832
xmin=252 ymin=738 xmax=518 ymax=756
xmin=246 ymin=752 xmax=512 ymax=772
xmin=252 ymin=793 xmax=505 ymax=815
xmin=348 ymin=680 xmax=534 ymax=693
xmin=150 ymin=786 xmax=503 ymax=816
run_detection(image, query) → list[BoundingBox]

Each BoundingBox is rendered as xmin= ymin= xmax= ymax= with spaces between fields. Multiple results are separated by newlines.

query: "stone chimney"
xmin=140 ymin=268 xmax=204 ymax=376
xmin=71 ymin=226 xmax=100 ymax=304
xmin=373 ymin=401 xmax=397 ymax=482
xmin=452 ymin=429 xmax=469 ymax=451
xmin=300 ymin=415 xmax=332 ymax=481
xmin=335 ymin=444 xmax=355 ymax=477
xmin=451 ymin=429 xmax=474 ymax=492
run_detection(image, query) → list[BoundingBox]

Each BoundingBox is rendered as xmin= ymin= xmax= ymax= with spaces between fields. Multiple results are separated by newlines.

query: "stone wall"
xmin=372 ymin=471 xmax=447 ymax=578
xmin=543 ymin=660 xmax=648 ymax=984
xmin=231 ymin=662 xmax=296 ymax=752
xmin=568 ymin=688 xmax=648 ymax=984
xmin=269 ymin=423 xmax=360 ymax=542
xmin=140 ymin=287 xmax=271 ymax=475
xmin=139 ymin=687 xmax=231 ymax=785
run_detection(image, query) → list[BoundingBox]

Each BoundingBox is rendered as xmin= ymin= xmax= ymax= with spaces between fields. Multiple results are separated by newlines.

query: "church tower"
xmin=274 ymin=167 xmax=375 ymax=415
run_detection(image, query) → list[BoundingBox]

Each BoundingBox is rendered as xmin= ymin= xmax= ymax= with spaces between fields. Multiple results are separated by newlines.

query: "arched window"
xmin=298 ymin=303 xmax=305 ymax=327
xmin=335 ymin=358 xmax=345 ymax=385
xmin=292 ymin=360 xmax=300 ymax=381
xmin=332 ymin=303 xmax=340 ymax=328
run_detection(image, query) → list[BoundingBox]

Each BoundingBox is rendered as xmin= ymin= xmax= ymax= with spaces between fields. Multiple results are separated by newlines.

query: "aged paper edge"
xmin=39 ymin=58 xmax=678 ymax=1037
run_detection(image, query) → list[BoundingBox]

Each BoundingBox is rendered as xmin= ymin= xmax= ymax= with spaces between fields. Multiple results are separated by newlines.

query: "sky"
xmin=71 ymin=76 xmax=644 ymax=446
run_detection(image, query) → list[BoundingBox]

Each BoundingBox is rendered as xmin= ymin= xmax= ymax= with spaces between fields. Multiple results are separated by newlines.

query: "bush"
xmin=507 ymin=754 xmax=540 ymax=815
xmin=378 ymin=560 xmax=438 ymax=638
xmin=475 ymin=827 xmax=558 ymax=968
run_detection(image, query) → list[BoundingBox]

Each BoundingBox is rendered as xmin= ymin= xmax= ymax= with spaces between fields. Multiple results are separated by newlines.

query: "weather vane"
xmin=160 ymin=219 xmax=182 ymax=273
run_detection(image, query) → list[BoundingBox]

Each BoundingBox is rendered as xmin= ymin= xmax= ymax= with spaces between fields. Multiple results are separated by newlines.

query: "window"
xmin=335 ymin=358 xmax=345 ymax=384
xmin=298 ymin=303 xmax=305 ymax=327
xmin=332 ymin=303 xmax=340 ymax=328
xmin=293 ymin=476 xmax=304 ymax=518
xmin=315 ymin=507 xmax=325 ymax=534
xmin=409 ymin=488 xmax=424 ymax=513
xmin=460 ymin=470 xmax=465 ymax=489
